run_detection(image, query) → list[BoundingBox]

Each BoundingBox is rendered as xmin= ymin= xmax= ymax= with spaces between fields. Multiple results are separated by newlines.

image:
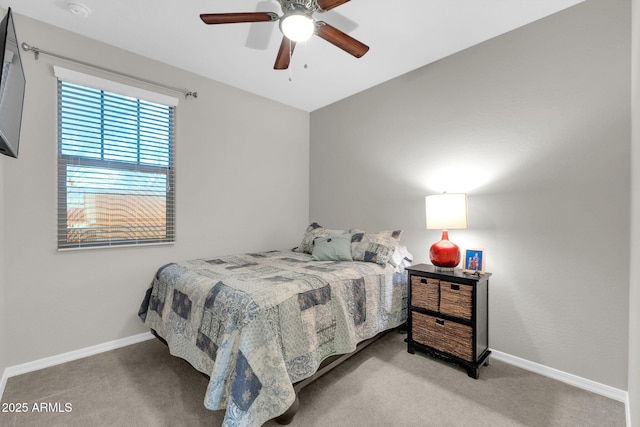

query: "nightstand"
xmin=406 ymin=264 xmax=491 ymax=379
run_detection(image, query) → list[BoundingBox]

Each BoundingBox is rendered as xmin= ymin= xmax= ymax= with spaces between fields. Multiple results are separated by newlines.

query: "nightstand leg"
xmin=467 ymin=367 xmax=479 ymax=379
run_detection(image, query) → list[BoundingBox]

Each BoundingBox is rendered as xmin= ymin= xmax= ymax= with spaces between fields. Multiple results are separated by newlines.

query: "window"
xmin=56 ymin=68 xmax=176 ymax=249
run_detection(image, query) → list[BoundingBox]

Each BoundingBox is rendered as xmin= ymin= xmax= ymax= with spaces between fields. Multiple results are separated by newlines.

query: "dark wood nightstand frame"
xmin=406 ymin=264 xmax=491 ymax=379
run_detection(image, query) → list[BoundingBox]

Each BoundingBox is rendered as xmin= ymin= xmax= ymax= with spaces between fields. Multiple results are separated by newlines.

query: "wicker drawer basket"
xmin=410 ymin=276 xmax=439 ymax=311
xmin=412 ymin=311 xmax=473 ymax=361
xmin=439 ymin=281 xmax=472 ymax=320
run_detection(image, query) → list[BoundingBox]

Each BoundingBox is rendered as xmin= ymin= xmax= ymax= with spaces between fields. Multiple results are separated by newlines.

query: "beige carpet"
xmin=0 ymin=331 xmax=625 ymax=426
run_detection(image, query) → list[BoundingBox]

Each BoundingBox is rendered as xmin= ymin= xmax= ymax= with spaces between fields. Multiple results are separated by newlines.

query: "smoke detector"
xmin=67 ymin=2 xmax=91 ymax=19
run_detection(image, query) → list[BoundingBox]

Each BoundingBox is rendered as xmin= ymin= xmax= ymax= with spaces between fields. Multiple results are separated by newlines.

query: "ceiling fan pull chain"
xmin=304 ymin=40 xmax=309 ymax=69
xmin=288 ymin=41 xmax=293 ymax=81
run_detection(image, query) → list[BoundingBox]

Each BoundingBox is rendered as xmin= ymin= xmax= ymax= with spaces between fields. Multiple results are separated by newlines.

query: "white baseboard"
xmin=491 ymin=349 xmax=628 ymax=403
xmin=492 ymin=350 xmax=630 ymax=427
xmin=0 ymin=331 xmax=153 ymax=401
xmin=626 ymin=392 xmax=632 ymax=427
xmin=0 ymin=367 xmax=7 ymax=402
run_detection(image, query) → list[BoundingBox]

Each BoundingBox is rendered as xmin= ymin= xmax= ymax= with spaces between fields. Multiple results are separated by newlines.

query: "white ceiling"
xmin=3 ymin=0 xmax=583 ymax=112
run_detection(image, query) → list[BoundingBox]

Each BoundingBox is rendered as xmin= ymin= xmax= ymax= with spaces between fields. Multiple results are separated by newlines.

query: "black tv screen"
xmin=0 ymin=8 xmax=26 ymax=159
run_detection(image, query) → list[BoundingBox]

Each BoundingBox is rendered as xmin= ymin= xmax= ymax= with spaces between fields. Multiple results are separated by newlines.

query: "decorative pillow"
xmin=349 ymin=229 xmax=402 ymax=266
xmin=294 ymin=222 xmax=346 ymax=254
xmin=311 ymin=235 xmax=353 ymax=261
xmin=390 ymin=245 xmax=414 ymax=269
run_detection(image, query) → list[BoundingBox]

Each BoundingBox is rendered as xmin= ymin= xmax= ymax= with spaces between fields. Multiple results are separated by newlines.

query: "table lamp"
xmin=425 ymin=193 xmax=468 ymax=271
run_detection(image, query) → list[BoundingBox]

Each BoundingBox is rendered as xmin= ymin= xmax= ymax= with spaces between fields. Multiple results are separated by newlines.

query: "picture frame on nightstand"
xmin=463 ymin=248 xmax=485 ymax=274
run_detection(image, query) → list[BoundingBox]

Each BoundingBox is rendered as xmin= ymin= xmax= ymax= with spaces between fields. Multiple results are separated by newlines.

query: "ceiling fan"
xmin=200 ymin=0 xmax=369 ymax=70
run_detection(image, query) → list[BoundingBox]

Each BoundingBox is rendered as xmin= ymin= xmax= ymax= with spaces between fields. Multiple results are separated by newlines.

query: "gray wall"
xmin=630 ymin=0 xmax=639 ymax=424
xmin=2 ymin=12 xmax=310 ymax=366
xmin=310 ymin=0 xmax=630 ymax=389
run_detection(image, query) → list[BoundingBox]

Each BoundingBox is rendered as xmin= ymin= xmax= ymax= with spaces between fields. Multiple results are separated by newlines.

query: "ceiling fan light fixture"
xmin=199 ymin=0 xmax=368 ymax=71
xmin=280 ymin=12 xmax=315 ymax=42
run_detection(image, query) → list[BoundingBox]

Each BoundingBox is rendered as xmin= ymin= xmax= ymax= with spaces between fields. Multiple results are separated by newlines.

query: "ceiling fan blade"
xmin=274 ymin=37 xmax=296 ymax=70
xmin=316 ymin=0 xmax=351 ymax=12
xmin=315 ymin=22 xmax=369 ymax=58
xmin=200 ymin=12 xmax=278 ymax=25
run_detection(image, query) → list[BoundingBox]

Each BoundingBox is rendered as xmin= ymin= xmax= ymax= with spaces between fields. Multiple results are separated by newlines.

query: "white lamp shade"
xmin=280 ymin=13 xmax=315 ymax=42
xmin=425 ymin=193 xmax=468 ymax=230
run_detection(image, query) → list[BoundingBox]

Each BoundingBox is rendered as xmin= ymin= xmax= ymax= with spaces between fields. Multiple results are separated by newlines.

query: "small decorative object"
xmin=463 ymin=248 xmax=485 ymax=274
xmin=425 ymin=193 xmax=468 ymax=271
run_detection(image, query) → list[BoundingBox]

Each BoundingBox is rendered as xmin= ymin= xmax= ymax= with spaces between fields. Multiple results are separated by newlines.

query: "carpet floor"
xmin=0 ymin=331 xmax=626 ymax=426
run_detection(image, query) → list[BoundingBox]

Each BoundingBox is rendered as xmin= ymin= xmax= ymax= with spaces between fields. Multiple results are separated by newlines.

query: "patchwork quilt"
xmin=138 ymin=250 xmax=407 ymax=427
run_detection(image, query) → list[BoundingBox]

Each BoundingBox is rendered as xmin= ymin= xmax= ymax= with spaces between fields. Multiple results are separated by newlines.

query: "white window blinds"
xmin=56 ymin=68 xmax=176 ymax=249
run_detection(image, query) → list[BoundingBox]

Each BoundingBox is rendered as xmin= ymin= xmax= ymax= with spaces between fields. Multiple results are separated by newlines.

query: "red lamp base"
xmin=429 ymin=230 xmax=461 ymax=271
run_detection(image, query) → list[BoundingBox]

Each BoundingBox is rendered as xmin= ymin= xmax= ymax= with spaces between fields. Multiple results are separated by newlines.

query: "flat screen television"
xmin=0 ymin=8 xmax=26 ymax=159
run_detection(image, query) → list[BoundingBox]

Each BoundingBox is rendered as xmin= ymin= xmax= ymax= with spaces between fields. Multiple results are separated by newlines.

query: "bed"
xmin=138 ymin=224 xmax=411 ymax=427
